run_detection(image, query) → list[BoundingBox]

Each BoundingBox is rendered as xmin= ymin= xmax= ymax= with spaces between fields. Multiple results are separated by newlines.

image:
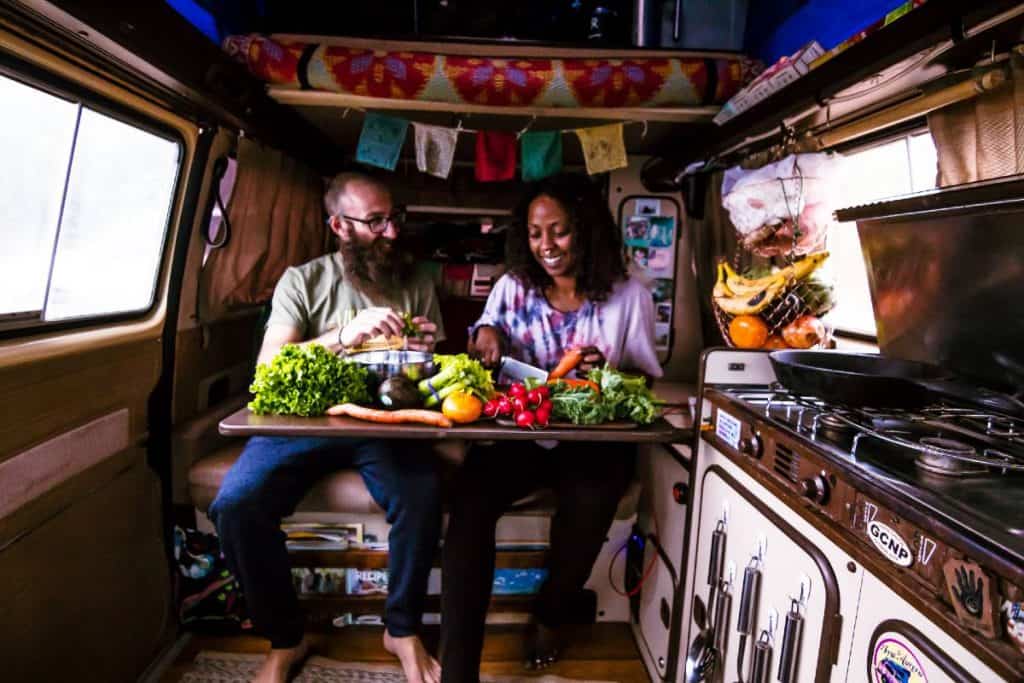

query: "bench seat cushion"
xmin=188 ymin=443 xmax=641 ymax=519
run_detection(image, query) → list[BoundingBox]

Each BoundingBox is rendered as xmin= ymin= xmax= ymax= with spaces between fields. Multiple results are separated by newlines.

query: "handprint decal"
xmin=953 ymin=565 xmax=984 ymax=617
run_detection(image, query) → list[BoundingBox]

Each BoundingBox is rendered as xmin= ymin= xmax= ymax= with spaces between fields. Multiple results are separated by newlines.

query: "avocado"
xmin=377 ymin=375 xmax=422 ymax=410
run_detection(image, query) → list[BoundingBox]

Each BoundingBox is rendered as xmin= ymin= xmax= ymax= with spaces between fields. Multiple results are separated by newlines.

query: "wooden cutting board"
xmin=495 ymin=417 xmax=637 ymax=430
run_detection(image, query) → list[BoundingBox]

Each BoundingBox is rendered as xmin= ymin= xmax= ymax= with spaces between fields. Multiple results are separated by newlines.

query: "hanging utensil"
xmin=750 ymin=630 xmax=773 ymax=683
xmin=707 ymin=520 xmax=727 ymax=621
xmin=713 ymin=578 xmax=733 ymax=663
xmin=686 ymin=595 xmax=719 ymax=683
xmin=734 ymin=558 xmax=763 ymax=683
xmin=776 ymin=599 xmax=805 ymax=683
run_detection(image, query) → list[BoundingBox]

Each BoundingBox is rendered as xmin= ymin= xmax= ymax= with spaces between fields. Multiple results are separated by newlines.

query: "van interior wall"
xmin=0 ymin=24 xmax=200 ymax=679
xmin=170 ymin=128 xmax=267 ymax=509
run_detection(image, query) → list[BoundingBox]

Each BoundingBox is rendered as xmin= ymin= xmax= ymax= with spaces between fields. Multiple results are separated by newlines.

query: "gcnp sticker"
xmin=867 ymin=520 xmax=913 ymax=567
xmin=716 ymin=409 xmax=741 ymax=450
xmin=872 ymin=637 xmax=927 ymax=683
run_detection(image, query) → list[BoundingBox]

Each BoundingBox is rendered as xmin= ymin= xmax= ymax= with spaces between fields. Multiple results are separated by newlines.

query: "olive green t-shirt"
xmin=267 ymin=252 xmax=446 ymax=342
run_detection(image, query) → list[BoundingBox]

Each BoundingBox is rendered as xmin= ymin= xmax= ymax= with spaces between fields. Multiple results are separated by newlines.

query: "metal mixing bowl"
xmin=347 ymin=350 xmax=436 ymax=386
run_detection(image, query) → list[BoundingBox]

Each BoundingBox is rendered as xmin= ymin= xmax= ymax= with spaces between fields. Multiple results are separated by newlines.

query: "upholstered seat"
xmin=187 ymin=442 xmax=641 ymax=519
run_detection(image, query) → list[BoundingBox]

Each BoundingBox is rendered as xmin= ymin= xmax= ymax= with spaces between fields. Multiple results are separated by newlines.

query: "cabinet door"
xmin=634 ymin=444 xmax=689 ymax=680
xmin=683 ymin=467 xmax=845 ymax=683
xmin=852 ymin=572 xmax=1001 ymax=682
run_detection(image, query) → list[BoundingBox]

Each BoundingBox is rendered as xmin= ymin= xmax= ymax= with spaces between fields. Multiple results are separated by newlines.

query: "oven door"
xmin=679 ymin=438 xmax=859 ymax=682
xmin=854 ymin=572 xmax=1002 ymax=682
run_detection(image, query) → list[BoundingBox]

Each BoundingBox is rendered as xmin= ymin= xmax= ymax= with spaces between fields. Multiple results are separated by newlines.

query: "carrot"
xmin=548 ymin=378 xmax=600 ymax=394
xmin=548 ymin=347 xmax=585 ymax=380
xmin=326 ymin=403 xmax=453 ymax=428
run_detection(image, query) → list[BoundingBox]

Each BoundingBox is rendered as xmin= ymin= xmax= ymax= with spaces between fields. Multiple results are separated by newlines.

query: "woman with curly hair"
xmin=439 ymin=173 xmax=663 ymax=681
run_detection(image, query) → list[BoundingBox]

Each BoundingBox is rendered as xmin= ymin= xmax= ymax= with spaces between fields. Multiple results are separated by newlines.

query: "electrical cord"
xmin=607 ymin=505 xmax=665 ymax=597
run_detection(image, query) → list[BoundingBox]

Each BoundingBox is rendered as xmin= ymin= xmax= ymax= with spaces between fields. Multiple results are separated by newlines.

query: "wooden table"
xmin=219 ymin=408 xmax=692 ymax=443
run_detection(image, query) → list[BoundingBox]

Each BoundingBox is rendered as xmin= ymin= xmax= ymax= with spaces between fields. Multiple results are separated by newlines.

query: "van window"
xmin=0 ymin=73 xmax=181 ymax=325
xmin=828 ymin=131 xmax=937 ymax=336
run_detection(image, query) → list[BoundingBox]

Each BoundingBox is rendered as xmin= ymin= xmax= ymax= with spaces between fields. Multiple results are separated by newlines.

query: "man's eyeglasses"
xmin=335 ymin=207 xmax=407 ymax=234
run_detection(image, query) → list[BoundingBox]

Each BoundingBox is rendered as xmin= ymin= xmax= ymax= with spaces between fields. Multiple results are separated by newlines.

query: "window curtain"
xmin=199 ymin=137 xmax=330 ymax=321
xmin=928 ymin=55 xmax=1024 ymax=186
xmin=689 ymin=169 xmax=736 ymax=346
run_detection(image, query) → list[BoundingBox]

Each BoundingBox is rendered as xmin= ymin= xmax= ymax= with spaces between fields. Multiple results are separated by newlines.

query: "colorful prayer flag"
xmin=574 ymin=123 xmax=628 ymax=175
xmin=413 ymin=123 xmax=459 ymax=179
xmin=356 ymin=112 xmax=409 ymax=171
xmin=475 ymin=130 xmax=517 ymax=182
xmin=520 ymin=131 xmax=563 ymax=181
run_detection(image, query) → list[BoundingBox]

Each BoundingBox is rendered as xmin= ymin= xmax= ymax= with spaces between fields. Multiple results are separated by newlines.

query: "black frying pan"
xmin=769 ymin=350 xmax=1024 ymax=418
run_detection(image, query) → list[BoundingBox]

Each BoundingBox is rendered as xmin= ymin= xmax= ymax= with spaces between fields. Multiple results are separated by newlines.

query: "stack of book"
xmin=282 ymin=522 xmax=363 ymax=551
xmin=713 ymin=41 xmax=825 ymax=125
xmin=291 ymin=568 xmax=388 ymax=595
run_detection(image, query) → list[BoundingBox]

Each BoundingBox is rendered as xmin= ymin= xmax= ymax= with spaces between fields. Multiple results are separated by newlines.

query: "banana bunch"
xmin=714 ymin=251 xmax=829 ymax=315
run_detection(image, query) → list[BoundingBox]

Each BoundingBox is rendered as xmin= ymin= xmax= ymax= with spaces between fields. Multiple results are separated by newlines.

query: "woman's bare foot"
xmin=254 ymin=634 xmax=312 ymax=683
xmin=523 ymin=623 xmax=562 ymax=670
xmin=383 ymin=631 xmax=441 ymax=683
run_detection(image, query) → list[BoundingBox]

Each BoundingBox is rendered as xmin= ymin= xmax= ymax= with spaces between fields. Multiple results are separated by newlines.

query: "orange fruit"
xmin=763 ymin=334 xmax=788 ymax=349
xmin=442 ymin=391 xmax=483 ymax=424
xmin=729 ymin=315 xmax=770 ymax=349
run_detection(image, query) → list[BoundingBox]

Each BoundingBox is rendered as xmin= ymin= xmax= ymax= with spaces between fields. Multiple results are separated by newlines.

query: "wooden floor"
xmin=161 ymin=623 xmax=650 ymax=682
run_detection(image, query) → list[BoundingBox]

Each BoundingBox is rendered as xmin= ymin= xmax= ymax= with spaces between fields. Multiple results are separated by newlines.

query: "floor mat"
xmin=181 ymin=651 xmax=616 ymax=683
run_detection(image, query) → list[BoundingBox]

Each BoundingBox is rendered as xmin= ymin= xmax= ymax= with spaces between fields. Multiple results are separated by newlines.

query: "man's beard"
xmin=339 ymin=236 xmax=411 ymax=298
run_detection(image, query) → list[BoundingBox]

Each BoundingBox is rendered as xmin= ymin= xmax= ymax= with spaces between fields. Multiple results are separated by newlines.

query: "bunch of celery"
xmin=418 ymin=353 xmax=495 ymax=408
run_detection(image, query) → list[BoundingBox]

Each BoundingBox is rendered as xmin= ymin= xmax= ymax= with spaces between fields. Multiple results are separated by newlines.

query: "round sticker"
xmin=872 ymin=637 xmax=928 ymax=683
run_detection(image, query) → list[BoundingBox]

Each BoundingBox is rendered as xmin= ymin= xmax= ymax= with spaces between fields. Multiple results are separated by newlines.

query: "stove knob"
xmin=800 ymin=475 xmax=830 ymax=505
xmin=739 ymin=433 xmax=762 ymax=459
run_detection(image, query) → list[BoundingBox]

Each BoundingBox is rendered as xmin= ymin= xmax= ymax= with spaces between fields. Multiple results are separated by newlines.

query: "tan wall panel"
xmin=0 ymin=457 xmax=172 ymax=682
xmin=0 ymin=408 xmax=129 ymax=520
xmin=172 ymin=316 xmax=261 ymax=424
xmin=0 ymin=339 xmax=160 ymax=461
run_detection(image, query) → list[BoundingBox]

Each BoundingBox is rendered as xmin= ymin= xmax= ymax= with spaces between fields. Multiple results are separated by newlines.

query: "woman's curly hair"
xmin=505 ymin=173 xmax=626 ymax=301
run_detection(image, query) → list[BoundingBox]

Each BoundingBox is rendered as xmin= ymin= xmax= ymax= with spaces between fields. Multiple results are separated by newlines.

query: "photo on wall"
xmin=646 ymin=216 xmax=675 ymax=248
xmin=635 ymin=198 xmax=662 ymax=215
xmin=651 ymin=278 xmax=674 ymax=303
xmin=656 ymin=302 xmax=672 ymax=324
xmin=647 ymin=247 xmax=673 ymax=273
xmin=629 ymin=246 xmax=649 ymax=269
xmin=654 ymin=322 xmax=671 ymax=351
xmin=625 ymin=216 xmax=651 ymax=246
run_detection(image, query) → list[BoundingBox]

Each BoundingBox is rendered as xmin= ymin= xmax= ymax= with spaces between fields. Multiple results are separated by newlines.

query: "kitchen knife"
xmin=497 ymin=356 xmax=549 ymax=386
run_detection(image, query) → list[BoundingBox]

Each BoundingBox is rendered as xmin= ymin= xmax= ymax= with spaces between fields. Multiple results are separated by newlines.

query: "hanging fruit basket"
xmin=712 ymin=252 xmax=836 ymax=349
xmin=715 ymin=152 xmax=843 ymax=350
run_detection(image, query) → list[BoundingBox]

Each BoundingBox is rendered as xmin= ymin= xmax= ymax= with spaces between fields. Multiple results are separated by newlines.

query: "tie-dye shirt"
xmin=471 ymin=273 xmax=663 ymax=378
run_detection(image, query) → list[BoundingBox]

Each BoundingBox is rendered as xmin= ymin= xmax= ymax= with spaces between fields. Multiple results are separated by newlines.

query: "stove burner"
xmin=818 ymin=413 xmax=853 ymax=431
xmin=984 ymin=416 xmax=1019 ymax=438
xmin=915 ymin=437 xmax=987 ymax=476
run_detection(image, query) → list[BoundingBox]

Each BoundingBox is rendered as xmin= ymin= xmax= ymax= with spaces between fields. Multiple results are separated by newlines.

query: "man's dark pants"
xmin=209 ymin=435 xmax=441 ymax=647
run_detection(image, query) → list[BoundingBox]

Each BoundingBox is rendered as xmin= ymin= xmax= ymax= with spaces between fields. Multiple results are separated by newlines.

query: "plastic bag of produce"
xmin=721 ymin=153 xmax=843 ymax=257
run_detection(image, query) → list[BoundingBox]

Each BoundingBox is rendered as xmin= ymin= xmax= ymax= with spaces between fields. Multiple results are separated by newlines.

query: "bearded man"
xmin=209 ymin=173 xmax=445 ymax=683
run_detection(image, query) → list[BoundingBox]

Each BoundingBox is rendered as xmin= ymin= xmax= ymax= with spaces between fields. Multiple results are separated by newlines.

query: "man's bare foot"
xmin=254 ymin=634 xmax=312 ymax=683
xmin=523 ymin=623 xmax=562 ymax=670
xmin=383 ymin=631 xmax=441 ymax=683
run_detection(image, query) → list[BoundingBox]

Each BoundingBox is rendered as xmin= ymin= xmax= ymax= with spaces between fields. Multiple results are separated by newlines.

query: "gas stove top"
xmin=721 ymin=384 xmax=1024 ymax=564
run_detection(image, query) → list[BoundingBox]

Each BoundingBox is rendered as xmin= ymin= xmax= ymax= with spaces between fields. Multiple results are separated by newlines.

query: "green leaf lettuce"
xmin=249 ymin=343 xmax=371 ymax=416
